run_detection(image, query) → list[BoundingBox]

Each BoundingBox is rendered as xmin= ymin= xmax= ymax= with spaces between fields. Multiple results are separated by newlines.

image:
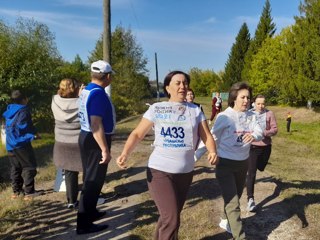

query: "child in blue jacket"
xmin=3 ymin=90 xmax=39 ymax=200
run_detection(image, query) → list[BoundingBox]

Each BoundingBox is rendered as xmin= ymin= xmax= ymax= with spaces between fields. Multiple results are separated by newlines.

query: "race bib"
xmin=234 ymin=113 xmax=254 ymax=146
xmin=78 ymin=89 xmax=91 ymax=131
xmin=153 ymin=103 xmax=193 ymax=150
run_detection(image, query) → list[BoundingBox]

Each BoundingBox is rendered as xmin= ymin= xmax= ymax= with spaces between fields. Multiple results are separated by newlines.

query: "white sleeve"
xmin=143 ymin=104 xmax=155 ymax=122
xmin=194 ymin=140 xmax=207 ymax=161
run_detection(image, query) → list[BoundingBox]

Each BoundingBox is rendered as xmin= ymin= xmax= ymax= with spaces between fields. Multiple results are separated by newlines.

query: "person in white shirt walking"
xmin=214 ymin=82 xmax=262 ymax=240
xmin=116 ymin=71 xmax=218 ymax=240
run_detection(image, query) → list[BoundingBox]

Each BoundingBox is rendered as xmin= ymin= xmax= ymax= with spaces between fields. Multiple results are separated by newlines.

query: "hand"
xmin=208 ymin=152 xmax=218 ymax=165
xmin=78 ymin=84 xmax=85 ymax=96
xmin=34 ymin=134 xmax=41 ymax=140
xmin=242 ymin=133 xmax=255 ymax=144
xmin=116 ymin=154 xmax=128 ymax=169
xmin=99 ymin=151 xmax=111 ymax=165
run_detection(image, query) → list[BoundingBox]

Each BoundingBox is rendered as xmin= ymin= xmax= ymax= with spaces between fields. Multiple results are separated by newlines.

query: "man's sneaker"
xmin=23 ymin=191 xmax=43 ymax=201
xmin=97 ymin=197 xmax=105 ymax=206
xmin=67 ymin=201 xmax=79 ymax=209
xmin=247 ymin=198 xmax=257 ymax=212
xmin=219 ymin=218 xmax=232 ymax=234
xmin=11 ymin=192 xmax=23 ymax=199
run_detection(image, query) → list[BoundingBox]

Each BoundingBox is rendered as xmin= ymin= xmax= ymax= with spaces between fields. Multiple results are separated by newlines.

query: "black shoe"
xmin=76 ymin=223 xmax=109 ymax=235
xmin=91 ymin=210 xmax=107 ymax=221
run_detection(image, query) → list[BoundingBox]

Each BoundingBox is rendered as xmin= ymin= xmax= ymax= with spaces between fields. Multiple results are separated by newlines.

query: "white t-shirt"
xmin=143 ymin=101 xmax=205 ymax=173
xmin=213 ymin=107 xmax=263 ymax=161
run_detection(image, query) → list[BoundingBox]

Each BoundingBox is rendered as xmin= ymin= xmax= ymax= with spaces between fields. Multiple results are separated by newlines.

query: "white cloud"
xmin=204 ymin=17 xmax=217 ymax=24
xmin=55 ymin=0 xmax=143 ymax=9
xmin=0 ymin=8 xmax=101 ymax=40
xmin=55 ymin=0 xmax=102 ymax=7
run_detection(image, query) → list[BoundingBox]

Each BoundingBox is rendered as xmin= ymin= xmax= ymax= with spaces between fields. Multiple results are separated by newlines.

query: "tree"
xmin=247 ymin=35 xmax=283 ymax=103
xmin=56 ymin=55 xmax=90 ymax=84
xmin=0 ymin=18 xmax=62 ymax=130
xmin=223 ymin=23 xmax=250 ymax=90
xmin=189 ymin=68 xmax=221 ymax=97
xmin=291 ymin=0 xmax=320 ymax=104
xmin=89 ymin=25 xmax=151 ymax=119
xmin=242 ymin=0 xmax=276 ymax=82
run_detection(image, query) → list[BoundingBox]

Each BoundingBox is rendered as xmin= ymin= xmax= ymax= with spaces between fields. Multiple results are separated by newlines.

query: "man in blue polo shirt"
xmin=76 ymin=60 xmax=116 ymax=235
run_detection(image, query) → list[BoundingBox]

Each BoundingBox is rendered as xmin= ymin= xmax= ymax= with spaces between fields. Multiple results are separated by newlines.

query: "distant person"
xmin=213 ymin=82 xmax=262 ymax=239
xmin=116 ymin=71 xmax=218 ymax=240
xmin=286 ymin=111 xmax=292 ymax=132
xmin=186 ymin=88 xmax=203 ymax=112
xmin=76 ymin=60 xmax=116 ymax=234
xmin=209 ymin=92 xmax=222 ymax=124
xmin=246 ymin=95 xmax=278 ymax=212
xmin=3 ymin=90 xmax=40 ymax=201
xmin=51 ymin=78 xmax=83 ymax=209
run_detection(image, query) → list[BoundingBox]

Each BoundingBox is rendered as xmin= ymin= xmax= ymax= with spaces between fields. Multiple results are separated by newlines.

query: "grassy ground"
xmin=0 ymin=98 xmax=319 ymax=239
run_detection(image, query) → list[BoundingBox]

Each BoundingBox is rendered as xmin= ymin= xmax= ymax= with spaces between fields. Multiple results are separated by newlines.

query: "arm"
xmin=264 ymin=111 xmax=278 ymax=137
xmin=243 ymin=117 xmax=263 ymax=143
xmin=90 ymin=115 xmax=110 ymax=165
xmin=198 ymin=120 xmax=218 ymax=165
xmin=212 ymin=97 xmax=217 ymax=106
xmin=117 ymin=118 xmax=154 ymax=169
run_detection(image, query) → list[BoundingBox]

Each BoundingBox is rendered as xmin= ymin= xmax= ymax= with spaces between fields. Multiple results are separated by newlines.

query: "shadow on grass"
xmin=243 ymin=177 xmax=320 ymax=239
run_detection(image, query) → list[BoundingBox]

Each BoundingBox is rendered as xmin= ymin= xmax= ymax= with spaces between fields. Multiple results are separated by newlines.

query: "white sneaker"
xmin=219 ymin=218 xmax=232 ymax=234
xmin=247 ymin=198 xmax=256 ymax=212
xmin=97 ymin=197 xmax=105 ymax=206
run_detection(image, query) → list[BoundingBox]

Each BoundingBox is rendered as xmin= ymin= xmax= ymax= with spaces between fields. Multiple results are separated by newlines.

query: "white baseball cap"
xmin=91 ymin=60 xmax=114 ymax=74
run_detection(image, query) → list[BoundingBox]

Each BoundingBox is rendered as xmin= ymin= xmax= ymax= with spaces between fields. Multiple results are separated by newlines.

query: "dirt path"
xmin=1 ymin=136 xmax=310 ymax=240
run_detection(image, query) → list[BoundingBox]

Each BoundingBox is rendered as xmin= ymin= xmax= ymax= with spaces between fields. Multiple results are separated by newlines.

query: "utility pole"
xmin=155 ymin=52 xmax=160 ymax=101
xmin=103 ymin=0 xmax=111 ymax=95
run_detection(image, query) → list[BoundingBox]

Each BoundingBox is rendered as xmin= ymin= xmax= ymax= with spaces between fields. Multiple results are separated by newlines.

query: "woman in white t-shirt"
xmin=117 ymin=71 xmax=218 ymax=240
xmin=214 ymin=82 xmax=262 ymax=239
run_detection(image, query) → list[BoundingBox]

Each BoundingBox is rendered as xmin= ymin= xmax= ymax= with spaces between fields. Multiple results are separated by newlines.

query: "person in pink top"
xmin=246 ymin=94 xmax=278 ymax=212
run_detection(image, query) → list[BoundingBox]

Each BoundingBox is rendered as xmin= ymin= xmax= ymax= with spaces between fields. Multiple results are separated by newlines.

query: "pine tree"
xmin=222 ymin=23 xmax=250 ymax=89
xmin=242 ymin=0 xmax=276 ymax=82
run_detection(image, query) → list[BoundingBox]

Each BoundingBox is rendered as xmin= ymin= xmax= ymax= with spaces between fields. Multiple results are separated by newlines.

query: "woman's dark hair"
xmin=163 ymin=71 xmax=190 ymax=97
xmin=11 ymin=90 xmax=27 ymax=104
xmin=228 ymin=82 xmax=252 ymax=107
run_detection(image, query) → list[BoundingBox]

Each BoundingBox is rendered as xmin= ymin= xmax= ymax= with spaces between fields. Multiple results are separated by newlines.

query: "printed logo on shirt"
xmin=152 ymin=103 xmax=193 ymax=150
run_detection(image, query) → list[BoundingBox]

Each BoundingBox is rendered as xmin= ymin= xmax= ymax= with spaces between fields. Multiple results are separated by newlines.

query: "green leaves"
xmin=223 ymin=23 xmax=250 ymax=90
xmin=88 ymin=25 xmax=151 ymax=120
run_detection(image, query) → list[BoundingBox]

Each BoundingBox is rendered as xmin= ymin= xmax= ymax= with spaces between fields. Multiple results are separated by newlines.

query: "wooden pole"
xmin=103 ymin=0 xmax=111 ymax=95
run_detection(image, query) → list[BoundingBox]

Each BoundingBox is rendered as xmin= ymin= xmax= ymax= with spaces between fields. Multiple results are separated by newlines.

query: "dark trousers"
xmin=9 ymin=142 xmax=37 ymax=194
xmin=147 ymin=167 xmax=193 ymax=240
xmin=246 ymin=145 xmax=272 ymax=200
xmin=64 ymin=170 xmax=79 ymax=204
xmin=287 ymin=120 xmax=291 ymax=132
xmin=216 ymin=158 xmax=248 ymax=240
xmin=77 ymin=132 xmax=111 ymax=228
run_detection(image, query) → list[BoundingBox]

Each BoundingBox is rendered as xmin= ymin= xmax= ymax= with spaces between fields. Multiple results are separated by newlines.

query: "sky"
xmin=0 ymin=0 xmax=301 ymax=81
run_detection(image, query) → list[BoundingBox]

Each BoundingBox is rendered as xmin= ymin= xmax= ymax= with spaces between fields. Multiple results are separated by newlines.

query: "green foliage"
xmin=292 ymin=0 xmax=320 ymax=104
xmin=56 ymin=55 xmax=90 ymax=84
xmin=188 ymin=68 xmax=221 ymax=97
xmin=0 ymin=18 xmax=62 ymax=131
xmin=223 ymin=23 xmax=250 ymax=90
xmin=88 ymin=25 xmax=151 ymax=120
xmin=242 ymin=0 xmax=276 ymax=82
xmin=248 ymin=36 xmax=283 ymax=102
